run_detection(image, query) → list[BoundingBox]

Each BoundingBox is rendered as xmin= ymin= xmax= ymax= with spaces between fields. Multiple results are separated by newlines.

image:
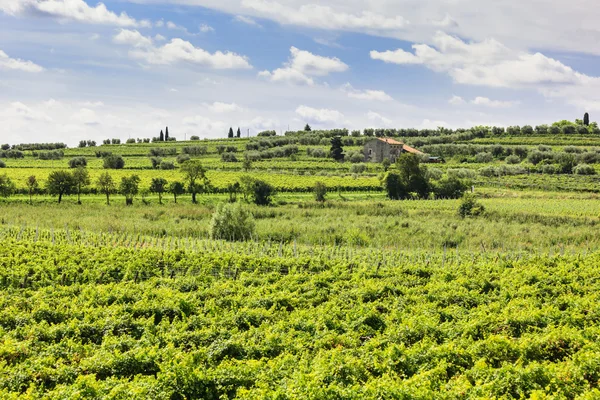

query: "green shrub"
xmin=160 ymin=161 xmax=176 ymax=170
xmin=505 ymin=155 xmax=521 ymax=165
xmin=574 ymin=164 xmax=597 ymax=175
xmin=458 ymin=194 xmax=485 ymax=218
xmin=475 ymin=152 xmax=493 ymax=163
xmin=103 ymin=154 xmax=125 ymax=169
xmin=350 ymin=163 xmax=367 ymax=173
xmin=314 ymin=181 xmax=327 ymax=202
xmin=210 ymin=203 xmax=256 ymax=241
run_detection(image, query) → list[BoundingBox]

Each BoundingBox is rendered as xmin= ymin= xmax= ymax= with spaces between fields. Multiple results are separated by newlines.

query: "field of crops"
xmin=1 ymin=232 xmax=600 ymax=398
xmin=1 ymin=131 xmax=600 ymax=398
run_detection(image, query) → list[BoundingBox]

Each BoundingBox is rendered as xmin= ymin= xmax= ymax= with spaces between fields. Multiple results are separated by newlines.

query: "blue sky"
xmin=1 ymin=0 xmax=599 ymax=145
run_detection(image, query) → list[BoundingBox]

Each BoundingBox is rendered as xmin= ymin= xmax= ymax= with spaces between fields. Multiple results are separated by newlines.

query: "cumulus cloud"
xmin=113 ymin=30 xmax=252 ymax=69
xmin=448 ymin=95 xmax=465 ymax=106
xmin=241 ymin=0 xmax=406 ymax=35
xmin=1 ymin=0 xmax=150 ymax=27
xmin=260 ymin=46 xmax=348 ymax=85
xmin=370 ymin=32 xmax=588 ymax=89
xmin=295 ymin=105 xmax=344 ymax=123
xmin=342 ymin=83 xmax=393 ymax=101
xmin=199 ymin=24 xmax=214 ymax=32
xmin=367 ymin=111 xmax=392 ymax=125
xmin=207 ymin=102 xmax=243 ymax=113
xmin=0 ymin=50 xmax=44 ymax=72
xmin=471 ymin=96 xmax=519 ymax=108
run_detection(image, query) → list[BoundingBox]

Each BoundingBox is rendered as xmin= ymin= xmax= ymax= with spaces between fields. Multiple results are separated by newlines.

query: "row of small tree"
xmin=0 ymin=160 xmax=280 ymax=206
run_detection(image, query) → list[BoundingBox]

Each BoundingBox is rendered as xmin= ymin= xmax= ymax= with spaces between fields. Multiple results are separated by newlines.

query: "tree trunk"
xmin=158 ymin=193 xmax=162 ymax=204
xmin=191 ymin=191 xmax=197 ymax=204
xmin=173 ymin=194 xmax=177 ymax=204
xmin=77 ymin=190 xmax=81 ymax=205
xmin=58 ymin=193 xmax=62 ymax=204
xmin=29 ymin=192 xmax=32 ymax=205
xmin=106 ymin=192 xmax=110 ymax=205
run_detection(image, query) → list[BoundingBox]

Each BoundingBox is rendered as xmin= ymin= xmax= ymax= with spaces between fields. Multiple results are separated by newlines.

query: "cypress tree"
xmin=584 ymin=112 xmax=590 ymax=126
xmin=159 ymin=130 xmax=164 ymax=141
xmin=236 ymin=127 xmax=241 ymax=138
xmin=304 ymin=124 xmax=312 ymax=132
xmin=330 ymin=136 xmax=344 ymax=161
xmin=165 ymin=127 xmax=169 ymax=141
xmin=228 ymin=127 xmax=234 ymax=138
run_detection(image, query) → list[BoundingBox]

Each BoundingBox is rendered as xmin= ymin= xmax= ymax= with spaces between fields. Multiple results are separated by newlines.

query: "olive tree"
xmin=46 ymin=170 xmax=76 ymax=204
xmin=97 ymin=172 xmax=116 ymax=205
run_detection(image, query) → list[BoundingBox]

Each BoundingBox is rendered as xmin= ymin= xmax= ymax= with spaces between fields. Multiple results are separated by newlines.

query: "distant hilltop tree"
xmin=304 ymin=124 xmax=312 ymax=132
xmin=584 ymin=113 xmax=590 ymax=126
xmin=165 ymin=127 xmax=170 ymax=141
xmin=237 ymin=127 xmax=241 ymax=138
xmin=228 ymin=127 xmax=234 ymax=138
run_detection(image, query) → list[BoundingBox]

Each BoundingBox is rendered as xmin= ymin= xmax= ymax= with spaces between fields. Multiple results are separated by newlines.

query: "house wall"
xmin=363 ymin=140 xmax=402 ymax=163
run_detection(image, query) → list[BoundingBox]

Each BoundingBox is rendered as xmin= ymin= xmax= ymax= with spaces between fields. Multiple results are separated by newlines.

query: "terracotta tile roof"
xmin=401 ymin=144 xmax=424 ymax=155
xmin=377 ymin=137 xmax=404 ymax=145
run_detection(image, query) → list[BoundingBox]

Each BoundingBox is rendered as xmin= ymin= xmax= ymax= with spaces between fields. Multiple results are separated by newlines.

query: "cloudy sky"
xmin=1 ymin=0 xmax=599 ymax=145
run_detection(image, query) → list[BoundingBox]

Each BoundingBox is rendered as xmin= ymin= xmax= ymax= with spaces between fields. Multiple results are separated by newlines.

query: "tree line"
xmin=0 ymin=160 xmax=278 ymax=206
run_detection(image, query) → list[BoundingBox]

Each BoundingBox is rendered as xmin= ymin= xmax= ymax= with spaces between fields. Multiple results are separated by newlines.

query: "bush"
xmin=433 ymin=176 xmax=468 ymax=199
xmin=505 ymin=155 xmax=521 ymax=164
xmin=210 ymin=203 xmax=256 ymax=241
xmin=541 ymin=164 xmax=558 ymax=174
xmin=346 ymin=151 xmax=364 ymax=163
xmin=0 ymin=160 xmax=5 ymax=168
xmin=103 ymin=154 xmax=125 ymax=169
xmin=190 ymin=135 xmax=200 ymax=140
xmin=574 ymin=164 xmax=597 ymax=175
xmin=221 ymin=152 xmax=238 ymax=162
xmin=307 ymin=148 xmax=327 ymax=158
xmin=150 ymin=157 xmax=162 ymax=169
xmin=314 ymin=182 xmax=327 ymax=202
xmin=250 ymin=179 xmax=275 ymax=206
xmin=182 ymin=146 xmax=208 ymax=156
xmin=126 ymin=138 xmax=136 ymax=144
xmin=160 ymin=161 xmax=176 ymax=170
xmin=475 ymin=152 xmax=493 ymax=163
xmin=458 ymin=194 xmax=485 ymax=218
xmin=68 ymin=157 xmax=87 ymax=168
xmin=350 ymin=163 xmax=367 ymax=173
xmin=176 ymin=154 xmax=191 ymax=164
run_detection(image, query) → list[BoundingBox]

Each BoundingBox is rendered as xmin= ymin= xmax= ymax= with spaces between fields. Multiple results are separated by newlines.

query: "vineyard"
xmin=1 ymin=128 xmax=600 ymax=398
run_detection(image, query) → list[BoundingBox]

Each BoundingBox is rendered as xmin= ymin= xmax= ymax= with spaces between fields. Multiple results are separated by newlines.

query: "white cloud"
xmin=295 ymin=105 xmax=344 ymax=123
xmin=113 ymin=29 xmax=153 ymax=48
xmin=448 ymin=95 xmax=465 ymax=106
xmin=367 ymin=111 xmax=392 ymax=125
xmin=370 ymin=32 xmax=587 ymax=90
xmin=234 ymin=15 xmax=262 ymax=27
xmin=113 ymin=30 xmax=252 ymax=69
xmin=207 ymin=102 xmax=243 ymax=113
xmin=0 ymin=50 xmax=43 ymax=73
xmin=240 ymin=1 xmax=406 ymax=35
xmin=342 ymin=83 xmax=393 ymax=101
xmin=260 ymin=46 xmax=348 ymax=85
xmin=0 ymin=101 xmax=52 ymax=121
xmin=419 ymin=119 xmax=449 ymax=129
xmin=1 ymin=0 xmax=150 ymax=27
xmin=182 ymin=115 xmax=227 ymax=132
xmin=71 ymin=108 xmax=100 ymax=125
xmin=199 ymin=24 xmax=214 ymax=32
xmin=471 ymin=96 xmax=519 ymax=108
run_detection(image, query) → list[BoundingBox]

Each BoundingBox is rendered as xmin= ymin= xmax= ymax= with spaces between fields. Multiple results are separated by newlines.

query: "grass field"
xmin=1 ymin=131 xmax=600 ymax=398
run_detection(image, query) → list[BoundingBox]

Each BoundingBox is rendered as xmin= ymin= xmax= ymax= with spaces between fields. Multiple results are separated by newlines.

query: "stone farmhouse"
xmin=363 ymin=138 xmax=426 ymax=163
